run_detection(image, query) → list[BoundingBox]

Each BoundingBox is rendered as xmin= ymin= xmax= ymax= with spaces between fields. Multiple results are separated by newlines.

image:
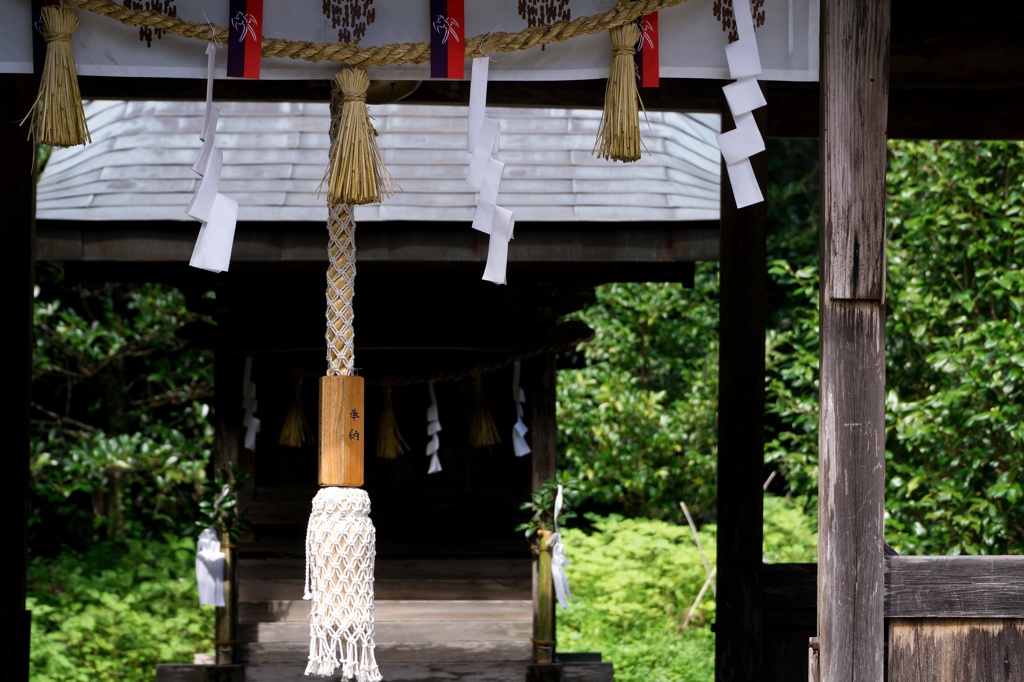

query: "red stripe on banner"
xmin=639 ymin=13 xmax=659 ymax=88
xmin=446 ymin=0 xmax=465 ymax=79
xmin=244 ymin=0 xmax=262 ymax=79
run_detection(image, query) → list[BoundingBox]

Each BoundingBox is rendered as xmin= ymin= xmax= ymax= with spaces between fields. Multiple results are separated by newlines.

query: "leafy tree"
xmin=30 ymin=264 xmax=215 ymax=550
xmin=557 ymin=275 xmax=720 ymax=525
xmin=560 ymin=139 xmax=1024 ymax=556
xmin=884 ymin=141 xmax=1024 ymax=554
xmin=763 ymin=139 xmax=1024 ymax=555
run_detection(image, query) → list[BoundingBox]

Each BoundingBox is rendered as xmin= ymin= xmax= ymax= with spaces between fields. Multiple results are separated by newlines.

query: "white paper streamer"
xmin=717 ymin=0 xmax=766 ymax=209
xmin=241 ymin=356 xmax=260 ymax=451
xmin=466 ymin=57 xmax=514 ymax=284
xmin=511 ymin=360 xmax=531 ymax=457
xmin=426 ymin=381 xmax=442 ymax=474
xmin=188 ymin=41 xmax=238 ymax=273
xmin=195 ymin=484 xmax=230 ymax=607
xmin=545 ymin=484 xmax=572 ymax=609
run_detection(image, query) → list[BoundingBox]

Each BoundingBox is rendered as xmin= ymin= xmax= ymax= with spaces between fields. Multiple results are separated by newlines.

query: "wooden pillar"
xmin=715 ymin=105 xmax=767 ymax=681
xmin=818 ymin=1 xmax=891 ymax=680
xmin=528 ymin=353 xmax=558 ymax=666
xmin=1 ymin=73 xmax=36 ymax=682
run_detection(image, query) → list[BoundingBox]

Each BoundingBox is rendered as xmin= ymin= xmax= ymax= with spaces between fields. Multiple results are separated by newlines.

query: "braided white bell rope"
xmin=304 ymin=487 xmax=380 ymax=680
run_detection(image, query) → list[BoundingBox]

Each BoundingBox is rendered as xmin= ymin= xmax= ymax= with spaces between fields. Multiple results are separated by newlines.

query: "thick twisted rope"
xmin=64 ymin=0 xmax=690 ymax=67
xmin=326 ymin=202 xmax=356 ymax=377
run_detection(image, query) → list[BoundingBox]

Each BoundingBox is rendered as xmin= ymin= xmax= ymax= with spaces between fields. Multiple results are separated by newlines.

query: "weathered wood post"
xmin=818 ymin=0 xmax=891 ymax=680
xmin=527 ymin=353 xmax=562 ymax=681
xmin=715 ymin=104 xmax=767 ymax=681
xmin=1 ymin=72 xmax=36 ymax=682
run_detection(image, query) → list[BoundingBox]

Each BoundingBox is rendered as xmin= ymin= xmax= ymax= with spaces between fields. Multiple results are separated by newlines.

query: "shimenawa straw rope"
xmin=64 ymin=0 xmax=691 ymax=66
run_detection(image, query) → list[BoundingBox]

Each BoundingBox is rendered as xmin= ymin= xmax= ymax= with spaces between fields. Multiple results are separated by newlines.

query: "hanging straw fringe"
xmin=23 ymin=3 xmax=91 ymax=147
xmin=322 ymin=68 xmax=395 ymax=206
xmin=279 ymin=373 xmax=310 ymax=448
xmin=468 ymin=373 xmax=501 ymax=447
xmin=375 ymin=386 xmax=408 ymax=459
xmin=594 ymin=21 xmax=642 ymax=162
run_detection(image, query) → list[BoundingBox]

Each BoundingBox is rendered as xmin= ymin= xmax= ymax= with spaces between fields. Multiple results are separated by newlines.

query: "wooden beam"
xmin=885 ymin=556 xmax=1024 ymax=619
xmin=817 ymin=1 xmax=890 ymax=681
xmin=35 ymin=221 xmax=720 ymax=267
xmin=0 ymin=73 xmax=35 ymax=682
xmin=715 ymin=105 xmax=767 ymax=682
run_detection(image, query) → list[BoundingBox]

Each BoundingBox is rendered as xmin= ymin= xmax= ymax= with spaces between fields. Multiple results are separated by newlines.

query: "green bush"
xmin=27 ymin=535 xmax=212 ymax=681
xmin=558 ymin=498 xmax=816 ymax=682
xmin=557 ymin=514 xmax=718 ymax=682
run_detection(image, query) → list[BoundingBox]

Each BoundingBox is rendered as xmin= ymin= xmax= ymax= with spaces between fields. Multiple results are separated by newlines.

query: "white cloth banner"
xmin=0 ymin=0 xmax=818 ymax=82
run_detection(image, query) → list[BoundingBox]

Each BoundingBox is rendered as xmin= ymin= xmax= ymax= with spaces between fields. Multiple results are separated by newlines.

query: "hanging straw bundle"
xmin=375 ymin=386 xmax=408 ymax=460
xmin=468 ymin=372 xmax=501 ymax=448
xmin=279 ymin=373 xmax=311 ymax=448
xmin=323 ymin=68 xmax=395 ymax=206
xmin=594 ymin=21 xmax=642 ymax=162
xmin=304 ymin=73 xmax=381 ymax=682
xmin=23 ymin=2 xmax=91 ymax=147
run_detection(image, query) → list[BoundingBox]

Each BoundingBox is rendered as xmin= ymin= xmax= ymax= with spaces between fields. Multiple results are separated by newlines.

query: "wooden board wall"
xmin=889 ymin=619 xmax=1024 ymax=682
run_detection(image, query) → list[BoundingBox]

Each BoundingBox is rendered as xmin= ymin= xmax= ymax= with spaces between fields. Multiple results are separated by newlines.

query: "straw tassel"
xmin=323 ymin=68 xmax=395 ymax=206
xmin=23 ymin=2 xmax=90 ymax=147
xmin=279 ymin=373 xmax=311 ymax=448
xmin=375 ymin=386 xmax=408 ymax=460
xmin=594 ymin=21 xmax=642 ymax=162
xmin=468 ymin=373 xmax=501 ymax=448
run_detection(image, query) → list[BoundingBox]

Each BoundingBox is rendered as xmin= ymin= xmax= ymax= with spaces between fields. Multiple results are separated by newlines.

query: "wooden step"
xmin=238 ymin=557 xmax=531 ymax=581
xmin=243 ymin=660 xmax=529 ymax=682
xmin=242 ymin=637 xmax=531 ymax=665
xmin=241 ymin=619 xmax=531 ymax=645
xmin=240 ymin=598 xmax=532 ymax=623
xmin=239 ymin=577 xmax=531 ymax=602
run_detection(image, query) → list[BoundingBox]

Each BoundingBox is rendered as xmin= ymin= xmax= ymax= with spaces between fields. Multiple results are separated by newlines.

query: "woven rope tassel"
xmin=594 ymin=21 xmax=642 ymax=162
xmin=24 ymin=3 xmax=91 ymax=147
xmin=325 ymin=68 xmax=395 ymax=206
xmin=304 ymin=487 xmax=380 ymax=681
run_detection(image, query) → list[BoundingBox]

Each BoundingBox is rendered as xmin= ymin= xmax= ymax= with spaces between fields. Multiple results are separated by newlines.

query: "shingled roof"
xmin=37 ymin=99 xmax=721 ymax=224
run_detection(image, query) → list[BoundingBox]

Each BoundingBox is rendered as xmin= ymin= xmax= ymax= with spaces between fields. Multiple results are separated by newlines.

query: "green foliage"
xmin=516 ymin=478 xmax=577 ymax=543
xmin=762 ymin=139 xmax=1024 ymax=555
xmin=557 ymin=514 xmax=717 ymax=682
xmin=884 ymin=140 xmax=1024 ymax=554
xmin=557 ymin=277 xmax=719 ymax=524
xmin=559 ymin=500 xmax=815 ymax=681
xmin=195 ymin=464 xmax=251 ymax=540
xmin=762 ymin=494 xmax=818 ymax=564
xmin=27 ymin=535 xmax=211 ymax=681
xmin=31 ymin=264 xmax=215 ymax=548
